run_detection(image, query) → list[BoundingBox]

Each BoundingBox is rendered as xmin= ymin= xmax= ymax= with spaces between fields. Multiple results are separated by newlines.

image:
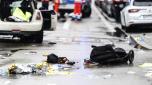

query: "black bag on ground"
xmin=47 ymin=53 xmax=58 ymax=63
xmin=90 ymin=44 xmax=134 ymax=64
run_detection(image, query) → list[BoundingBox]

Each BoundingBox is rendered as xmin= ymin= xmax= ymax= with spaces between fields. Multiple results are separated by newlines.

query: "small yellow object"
xmin=36 ymin=63 xmax=43 ymax=69
xmin=8 ymin=64 xmax=16 ymax=70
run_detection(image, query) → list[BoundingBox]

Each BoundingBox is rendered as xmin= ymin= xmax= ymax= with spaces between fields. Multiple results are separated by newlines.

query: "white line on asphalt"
xmin=92 ymin=3 xmax=116 ymax=32
xmin=63 ymin=19 xmax=72 ymax=30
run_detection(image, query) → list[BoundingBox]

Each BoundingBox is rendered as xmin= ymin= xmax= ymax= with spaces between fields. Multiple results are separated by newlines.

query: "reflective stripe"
xmin=12 ymin=7 xmax=32 ymax=22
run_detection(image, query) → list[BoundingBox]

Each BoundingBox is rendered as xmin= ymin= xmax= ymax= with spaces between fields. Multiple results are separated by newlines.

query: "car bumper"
xmin=58 ymin=9 xmax=73 ymax=13
xmin=0 ymin=22 xmax=42 ymax=31
xmin=126 ymin=20 xmax=152 ymax=27
xmin=0 ymin=31 xmax=41 ymax=36
xmin=128 ymin=23 xmax=152 ymax=29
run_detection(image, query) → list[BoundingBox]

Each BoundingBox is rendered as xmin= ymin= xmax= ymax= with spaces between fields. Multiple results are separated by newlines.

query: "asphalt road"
xmin=0 ymin=2 xmax=151 ymax=85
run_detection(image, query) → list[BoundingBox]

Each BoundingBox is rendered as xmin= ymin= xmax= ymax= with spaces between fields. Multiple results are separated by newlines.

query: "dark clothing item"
xmin=42 ymin=2 xmax=49 ymax=9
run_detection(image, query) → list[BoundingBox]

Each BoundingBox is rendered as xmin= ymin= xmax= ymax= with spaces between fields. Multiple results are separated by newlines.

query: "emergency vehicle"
xmin=55 ymin=0 xmax=92 ymax=18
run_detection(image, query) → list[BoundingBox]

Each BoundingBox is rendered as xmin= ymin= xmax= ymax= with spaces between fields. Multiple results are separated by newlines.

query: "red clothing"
xmin=54 ymin=0 xmax=60 ymax=12
xmin=74 ymin=2 xmax=81 ymax=15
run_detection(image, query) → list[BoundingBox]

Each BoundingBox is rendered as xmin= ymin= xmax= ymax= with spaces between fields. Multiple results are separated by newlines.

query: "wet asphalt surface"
xmin=0 ymin=3 xmax=152 ymax=85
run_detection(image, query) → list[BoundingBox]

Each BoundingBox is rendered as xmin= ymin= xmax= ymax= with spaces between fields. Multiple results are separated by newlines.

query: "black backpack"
xmin=47 ymin=53 xmax=58 ymax=63
xmin=90 ymin=44 xmax=134 ymax=64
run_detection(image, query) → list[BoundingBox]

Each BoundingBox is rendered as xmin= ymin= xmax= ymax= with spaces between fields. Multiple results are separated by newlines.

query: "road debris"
xmin=114 ymin=27 xmax=127 ymax=38
xmin=89 ymin=44 xmax=134 ymax=65
xmin=48 ymin=42 xmax=56 ymax=45
xmin=47 ymin=53 xmax=76 ymax=65
xmin=0 ymin=61 xmax=76 ymax=77
xmin=84 ymin=58 xmax=98 ymax=68
xmin=130 ymin=35 xmax=152 ymax=50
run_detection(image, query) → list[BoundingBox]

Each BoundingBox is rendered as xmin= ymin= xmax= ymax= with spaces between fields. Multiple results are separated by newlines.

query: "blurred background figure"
xmin=72 ymin=0 xmax=82 ymax=20
xmin=54 ymin=0 xmax=60 ymax=13
xmin=41 ymin=0 xmax=49 ymax=9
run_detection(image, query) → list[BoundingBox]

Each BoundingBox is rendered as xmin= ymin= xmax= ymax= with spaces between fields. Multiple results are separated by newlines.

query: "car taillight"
xmin=128 ymin=9 xmax=140 ymax=13
xmin=36 ymin=12 xmax=41 ymax=20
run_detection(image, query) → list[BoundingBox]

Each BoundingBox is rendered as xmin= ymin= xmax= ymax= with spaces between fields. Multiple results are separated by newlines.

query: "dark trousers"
xmin=42 ymin=3 xmax=49 ymax=9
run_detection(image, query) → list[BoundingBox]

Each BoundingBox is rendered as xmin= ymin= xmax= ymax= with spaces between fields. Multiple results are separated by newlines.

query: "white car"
xmin=121 ymin=0 xmax=152 ymax=31
xmin=0 ymin=0 xmax=44 ymax=43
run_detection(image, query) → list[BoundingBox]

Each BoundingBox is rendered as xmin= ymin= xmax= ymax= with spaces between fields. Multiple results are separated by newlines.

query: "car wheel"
xmin=20 ymin=36 xmax=33 ymax=43
xmin=82 ymin=3 xmax=92 ymax=18
xmin=128 ymin=50 xmax=134 ymax=64
xmin=121 ymin=25 xmax=126 ymax=30
xmin=121 ymin=25 xmax=130 ymax=32
xmin=34 ymin=30 xmax=43 ymax=43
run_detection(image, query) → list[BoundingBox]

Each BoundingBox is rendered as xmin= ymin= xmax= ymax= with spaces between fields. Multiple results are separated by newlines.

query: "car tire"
xmin=128 ymin=50 xmax=134 ymax=64
xmin=121 ymin=25 xmax=130 ymax=32
xmin=34 ymin=30 xmax=43 ymax=43
xmin=20 ymin=36 xmax=32 ymax=43
xmin=82 ymin=3 xmax=92 ymax=18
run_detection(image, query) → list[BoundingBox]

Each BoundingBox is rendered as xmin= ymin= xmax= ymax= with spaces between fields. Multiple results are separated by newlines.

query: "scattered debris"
xmin=114 ymin=27 xmax=127 ymax=38
xmin=0 ymin=61 xmax=76 ymax=76
xmin=48 ymin=42 xmax=56 ymax=45
xmin=47 ymin=53 xmax=76 ymax=65
xmin=134 ymin=44 xmax=142 ymax=49
xmin=90 ymin=44 xmax=134 ymax=65
xmin=139 ymin=63 xmax=152 ymax=68
xmin=47 ymin=53 xmax=58 ymax=63
xmin=84 ymin=59 xmax=98 ymax=68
